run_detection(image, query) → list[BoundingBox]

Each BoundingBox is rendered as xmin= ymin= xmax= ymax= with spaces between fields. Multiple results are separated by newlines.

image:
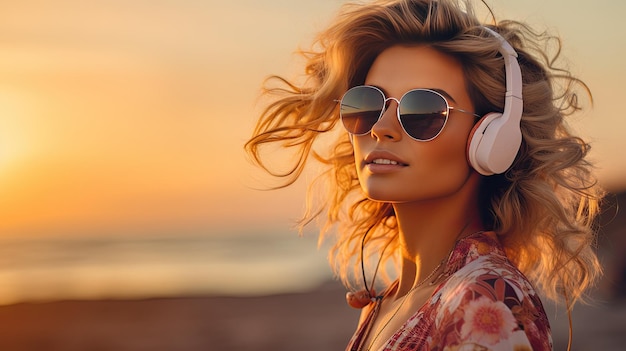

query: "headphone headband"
xmin=483 ymin=27 xmax=523 ymax=125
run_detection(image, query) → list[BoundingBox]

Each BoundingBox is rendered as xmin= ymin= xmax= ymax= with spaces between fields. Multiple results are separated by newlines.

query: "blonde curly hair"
xmin=245 ymin=0 xmax=603 ymax=307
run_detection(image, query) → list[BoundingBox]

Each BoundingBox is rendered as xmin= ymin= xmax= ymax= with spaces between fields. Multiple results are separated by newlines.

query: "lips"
xmin=364 ymin=151 xmax=408 ymax=167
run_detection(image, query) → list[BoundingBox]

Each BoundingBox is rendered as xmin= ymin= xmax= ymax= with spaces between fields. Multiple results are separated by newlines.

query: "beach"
xmin=0 ymin=280 xmax=357 ymax=351
xmin=0 ymin=279 xmax=625 ymax=351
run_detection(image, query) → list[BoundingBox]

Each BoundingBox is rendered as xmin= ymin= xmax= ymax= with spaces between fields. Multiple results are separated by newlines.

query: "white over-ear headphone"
xmin=467 ymin=27 xmax=523 ymax=176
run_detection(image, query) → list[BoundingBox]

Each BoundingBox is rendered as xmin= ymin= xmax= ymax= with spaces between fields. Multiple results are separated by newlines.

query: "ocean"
xmin=0 ymin=233 xmax=332 ymax=305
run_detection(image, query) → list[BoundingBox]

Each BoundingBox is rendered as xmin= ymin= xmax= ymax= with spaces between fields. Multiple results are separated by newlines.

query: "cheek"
xmin=429 ymin=116 xmax=475 ymax=164
xmin=427 ymin=136 xmax=467 ymax=163
xmin=405 ymin=120 xmax=474 ymax=189
xmin=415 ymin=138 xmax=470 ymax=188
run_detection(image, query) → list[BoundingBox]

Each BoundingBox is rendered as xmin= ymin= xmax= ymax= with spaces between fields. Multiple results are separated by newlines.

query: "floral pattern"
xmin=460 ymin=296 xmax=517 ymax=345
xmin=346 ymin=232 xmax=552 ymax=351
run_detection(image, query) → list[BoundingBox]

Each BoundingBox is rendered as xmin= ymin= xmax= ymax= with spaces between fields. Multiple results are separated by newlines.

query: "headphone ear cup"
xmin=467 ymin=113 xmax=500 ymax=176
xmin=467 ymin=111 xmax=522 ymax=176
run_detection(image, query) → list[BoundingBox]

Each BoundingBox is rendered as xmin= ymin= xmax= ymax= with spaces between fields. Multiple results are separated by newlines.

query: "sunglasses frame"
xmin=338 ymin=85 xmax=480 ymax=142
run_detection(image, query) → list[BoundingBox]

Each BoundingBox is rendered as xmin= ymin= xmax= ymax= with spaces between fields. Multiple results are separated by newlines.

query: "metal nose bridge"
xmin=382 ymin=96 xmax=401 ymax=116
xmin=373 ymin=96 xmax=403 ymax=137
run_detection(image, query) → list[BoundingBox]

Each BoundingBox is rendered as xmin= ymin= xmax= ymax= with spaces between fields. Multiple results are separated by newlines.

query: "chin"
xmin=363 ymin=185 xmax=468 ymax=204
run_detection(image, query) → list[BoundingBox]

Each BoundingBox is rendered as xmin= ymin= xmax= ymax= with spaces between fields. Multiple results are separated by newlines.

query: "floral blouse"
xmin=346 ymin=231 xmax=552 ymax=351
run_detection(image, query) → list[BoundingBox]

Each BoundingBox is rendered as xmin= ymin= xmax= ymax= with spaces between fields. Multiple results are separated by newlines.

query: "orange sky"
xmin=0 ymin=0 xmax=624 ymax=238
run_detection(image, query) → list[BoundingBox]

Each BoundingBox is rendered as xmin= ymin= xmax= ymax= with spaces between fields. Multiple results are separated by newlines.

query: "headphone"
xmin=467 ymin=27 xmax=523 ymax=176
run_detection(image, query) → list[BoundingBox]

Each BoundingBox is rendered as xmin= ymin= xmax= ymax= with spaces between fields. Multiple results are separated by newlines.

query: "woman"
xmin=245 ymin=0 xmax=602 ymax=350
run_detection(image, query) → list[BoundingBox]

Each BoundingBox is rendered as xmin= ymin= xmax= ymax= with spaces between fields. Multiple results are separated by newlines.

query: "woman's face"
xmin=352 ymin=45 xmax=478 ymax=203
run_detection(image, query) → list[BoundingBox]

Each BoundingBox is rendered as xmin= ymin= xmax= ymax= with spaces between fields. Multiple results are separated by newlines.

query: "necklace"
xmin=363 ymin=251 xmax=451 ymax=351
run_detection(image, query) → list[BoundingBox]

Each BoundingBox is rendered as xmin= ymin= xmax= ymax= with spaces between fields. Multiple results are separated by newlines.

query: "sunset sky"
xmin=1 ymin=0 xmax=624 ymax=238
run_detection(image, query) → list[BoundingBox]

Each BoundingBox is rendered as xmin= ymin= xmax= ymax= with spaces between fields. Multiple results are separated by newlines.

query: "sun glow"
xmin=0 ymin=89 xmax=34 ymax=174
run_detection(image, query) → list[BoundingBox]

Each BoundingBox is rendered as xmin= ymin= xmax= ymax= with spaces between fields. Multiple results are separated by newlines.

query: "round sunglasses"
xmin=338 ymin=85 xmax=479 ymax=141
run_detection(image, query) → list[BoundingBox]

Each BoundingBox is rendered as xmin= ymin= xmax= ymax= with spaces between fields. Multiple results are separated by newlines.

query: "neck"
xmin=391 ymin=174 xmax=484 ymax=299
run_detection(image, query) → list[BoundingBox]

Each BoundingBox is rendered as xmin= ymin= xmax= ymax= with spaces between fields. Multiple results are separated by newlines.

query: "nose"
xmin=370 ymin=97 xmax=403 ymax=141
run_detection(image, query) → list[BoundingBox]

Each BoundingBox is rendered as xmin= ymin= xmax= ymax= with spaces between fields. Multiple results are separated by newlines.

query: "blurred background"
xmin=0 ymin=0 xmax=624 ymax=350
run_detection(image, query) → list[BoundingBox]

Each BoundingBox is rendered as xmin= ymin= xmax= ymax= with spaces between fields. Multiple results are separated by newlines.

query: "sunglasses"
xmin=338 ymin=85 xmax=479 ymax=141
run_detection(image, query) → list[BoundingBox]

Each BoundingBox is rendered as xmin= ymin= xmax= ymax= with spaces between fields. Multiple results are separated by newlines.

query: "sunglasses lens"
xmin=340 ymin=86 xmax=384 ymax=135
xmin=399 ymin=90 xmax=448 ymax=140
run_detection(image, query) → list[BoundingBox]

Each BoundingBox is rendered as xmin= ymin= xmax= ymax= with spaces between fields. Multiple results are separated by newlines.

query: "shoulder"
xmin=428 ymin=253 xmax=552 ymax=351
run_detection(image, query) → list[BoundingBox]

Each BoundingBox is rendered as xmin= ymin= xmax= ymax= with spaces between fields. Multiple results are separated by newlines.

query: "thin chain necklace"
xmin=363 ymin=251 xmax=451 ymax=351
